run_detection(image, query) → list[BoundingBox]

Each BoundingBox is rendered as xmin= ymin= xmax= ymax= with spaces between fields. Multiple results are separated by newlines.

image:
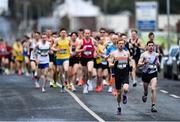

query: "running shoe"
xmin=102 ymin=79 xmax=108 ymax=86
xmin=50 ymin=80 xmax=58 ymax=88
xmin=133 ymin=81 xmax=137 ymax=87
xmin=78 ymin=79 xmax=84 ymax=86
xmin=83 ymin=84 xmax=88 ymax=94
xmin=18 ymin=70 xmax=22 ymax=76
xmin=95 ymin=85 xmax=103 ymax=92
xmin=26 ymin=72 xmax=30 ymax=76
xmin=108 ymin=86 xmax=113 ymax=93
xmin=117 ymin=107 xmax=121 ymax=115
xmin=151 ymin=105 xmax=158 ymax=112
xmin=34 ymin=71 xmax=38 ymax=77
xmin=42 ymin=87 xmax=46 ymax=93
xmin=60 ymin=85 xmax=65 ymax=93
xmin=50 ymin=80 xmax=54 ymax=87
xmin=123 ymin=94 xmax=127 ymax=104
xmin=142 ymin=95 xmax=147 ymax=103
xmin=70 ymin=82 xmax=76 ymax=92
xmin=35 ymin=81 xmax=40 ymax=88
xmin=133 ymin=83 xmax=137 ymax=87
xmin=87 ymin=80 xmax=93 ymax=91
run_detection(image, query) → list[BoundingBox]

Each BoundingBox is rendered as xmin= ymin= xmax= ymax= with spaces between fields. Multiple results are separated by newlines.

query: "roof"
xmin=53 ymin=0 xmax=101 ymax=17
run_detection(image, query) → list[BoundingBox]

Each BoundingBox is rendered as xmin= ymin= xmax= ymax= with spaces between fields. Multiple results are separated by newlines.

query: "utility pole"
xmin=167 ymin=0 xmax=170 ymax=49
xmin=23 ymin=1 xmax=28 ymax=27
xmin=103 ymin=0 xmax=108 ymax=28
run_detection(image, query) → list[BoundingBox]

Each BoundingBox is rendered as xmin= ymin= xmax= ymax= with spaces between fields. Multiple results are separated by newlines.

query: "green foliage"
xmin=92 ymin=0 xmax=180 ymax=14
xmin=8 ymin=0 xmax=55 ymax=20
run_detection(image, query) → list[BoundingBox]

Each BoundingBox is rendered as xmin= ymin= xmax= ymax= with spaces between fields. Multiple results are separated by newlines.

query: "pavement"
xmin=0 ymin=74 xmax=180 ymax=121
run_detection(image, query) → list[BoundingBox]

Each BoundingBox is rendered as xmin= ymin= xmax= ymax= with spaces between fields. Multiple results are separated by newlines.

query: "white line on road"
xmin=169 ymin=94 xmax=180 ymax=99
xmin=56 ymin=83 xmax=105 ymax=122
xmin=160 ymin=90 xmax=169 ymax=94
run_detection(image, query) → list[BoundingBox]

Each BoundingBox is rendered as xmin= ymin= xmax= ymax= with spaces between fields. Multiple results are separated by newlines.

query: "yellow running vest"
xmin=13 ymin=43 xmax=24 ymax=61
xmin=56 ymin=38 xmax=70 ymax=59
xmin=96 ymin=44 xmax=104 ymax=64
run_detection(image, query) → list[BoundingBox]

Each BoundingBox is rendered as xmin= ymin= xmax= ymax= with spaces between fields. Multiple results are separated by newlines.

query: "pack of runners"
xmin=0 ymin=28 xmax=163 ymax=114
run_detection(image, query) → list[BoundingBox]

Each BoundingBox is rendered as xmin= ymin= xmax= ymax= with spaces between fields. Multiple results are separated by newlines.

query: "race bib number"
xmin=101 ymin=59 xmax=107 ymax=65
xmin=40 ymin=52 xmax=48 ymax=57
xmin=148 ymin=64 xmax=156 ymax=70
xmin=84 ymin=51 xmax=92 ymax=56
xmin=117 ymin=63 xmax=127 ymax=69
xmin=60 ymin=49 xmax=67 ymax=54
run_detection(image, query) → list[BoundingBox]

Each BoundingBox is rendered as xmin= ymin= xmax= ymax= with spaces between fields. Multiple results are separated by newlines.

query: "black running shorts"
xmin=142 ymin=72 xmax=158 ymax=83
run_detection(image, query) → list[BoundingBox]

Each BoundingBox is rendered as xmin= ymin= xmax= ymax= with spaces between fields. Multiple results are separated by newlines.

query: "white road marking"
xmin=160 ymin=90 xmax=169 ymax=94
xmin=169 ymin=94 xmax=180 ymax=99
xmin=56 ymin=83 xmax=105 ymax=122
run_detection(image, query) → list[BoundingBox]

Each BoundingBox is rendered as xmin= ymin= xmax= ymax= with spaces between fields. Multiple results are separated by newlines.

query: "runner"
xmin=50 ymin=32 xmax=59 ymax=87
xmin=148 ymin=32 xmax=163 ymax=71
xmin=94 ymin=36 xmax=109 ymax=92
xmin=120 ymin=33 xmax=129 ymax=51
xmin=76 ymin=29 xmax=95 ymax=94
xmin=109 ymin=39 xmax=130 ymax=115
xmin=29 ymin=31 xmax=41 ymax=88
xmin=105 ymin=34 xmax=118 ymax=95
xmin=12 ymin=39 xmax=24 ymax=75
xmin=0 ymin=39 xmax=11 ymax=75
xmin=120 ymin=33 xmax=133 ymax=80
xmin=22 ymin=36 xmax=31 ymax=76
xmin=69 ymin=32 xmax=79 ymax=91
xmin=45 ymin=29 xmax=57 ymax=88
xmin=52 ymin=28 xmax=70 ymax=92
xmin=76 ymin=28 xmax=84 ymax=86
xmin=129 ymin=29 xmax=144 ymax=87
xmin=138 ymin=40 xmax=159 ymax=112
xmin=36 ymin=33 xmax=50 ymax=92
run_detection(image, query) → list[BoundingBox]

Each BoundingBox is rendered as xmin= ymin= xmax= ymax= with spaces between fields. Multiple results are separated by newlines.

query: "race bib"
xmin=101 ymin=59 xmax=107 ymax=65
xmin=60 ymin=49 xmax=67 ymax=54
xmin=84 ymin=51 xmax=92 ymax=56
xmin=40 ymin=52 xmax=48 ymax=57
xmin=117 ymin=63 xmax=127 ymax=69
xmin=148 ymin=64 xmax=156 ymax=70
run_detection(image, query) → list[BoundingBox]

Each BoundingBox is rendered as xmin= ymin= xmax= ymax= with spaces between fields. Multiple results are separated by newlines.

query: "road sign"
xmin=136 ymin=1 xmax=158 ymax=31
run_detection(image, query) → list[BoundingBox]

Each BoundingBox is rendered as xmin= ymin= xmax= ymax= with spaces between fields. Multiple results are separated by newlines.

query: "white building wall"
xmin=38 ymin=17 xmax=60 ymax=32
xmin=97 ymin=14 xmax=180 ymax=32
xmin=70 ymin=17 xmax=80 ymax=31
xmin=158 ymin=15 xmax=180 ymax=30
xmin=97 ymin=15 xmax=129 ymax=33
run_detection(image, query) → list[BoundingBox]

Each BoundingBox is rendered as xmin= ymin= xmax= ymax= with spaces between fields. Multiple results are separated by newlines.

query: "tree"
xmin=8 ymin=0 xmax=55 ymax=21
xmin=92 ymin=0 xmax=180 ymax=14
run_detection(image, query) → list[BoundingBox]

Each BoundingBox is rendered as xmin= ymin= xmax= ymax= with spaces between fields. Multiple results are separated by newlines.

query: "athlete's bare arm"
xmin=108 ymin=52 xmax=115 ymax=67
xmin=51 ymin=39 xmax=58 ymax=52
xmin=76 ymin=40 xmax=85 ymax=53
xmin=137 ymin=53 xmax=146 ymax=67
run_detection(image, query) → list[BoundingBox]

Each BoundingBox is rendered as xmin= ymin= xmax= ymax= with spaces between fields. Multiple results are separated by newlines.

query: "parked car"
xmin=172 ymin=46 xmax=180 ymax=80
xmin=163 ymin=45 xmax=179 ymax=79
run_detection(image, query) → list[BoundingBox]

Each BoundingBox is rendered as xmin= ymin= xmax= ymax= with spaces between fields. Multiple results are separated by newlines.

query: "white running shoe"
xmin=34 ymin=71 xmax=38 ymax=77
xmin=35 ymin=81 xmax=40 ymax=88
xmin=102 ymin=79 xmax=108 ymax=86
xmin=108 ymin=86 xmax=113 ymax=93
xmin=88 ymin=80 xmax=93 ymax=91
xmin=42 ymin=87 xmax=46 ymax=93
xmin=26 ymin=72 xmax=30 ymax=76
xmin=71 ymin=83 xmax=76 ymax=92
xmin=83 ymin=84 xmax=88 ymax=94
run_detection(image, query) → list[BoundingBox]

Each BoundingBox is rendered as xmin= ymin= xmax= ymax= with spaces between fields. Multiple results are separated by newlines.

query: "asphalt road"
xmin=0 ymin=74 xmax=180 ymax=121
